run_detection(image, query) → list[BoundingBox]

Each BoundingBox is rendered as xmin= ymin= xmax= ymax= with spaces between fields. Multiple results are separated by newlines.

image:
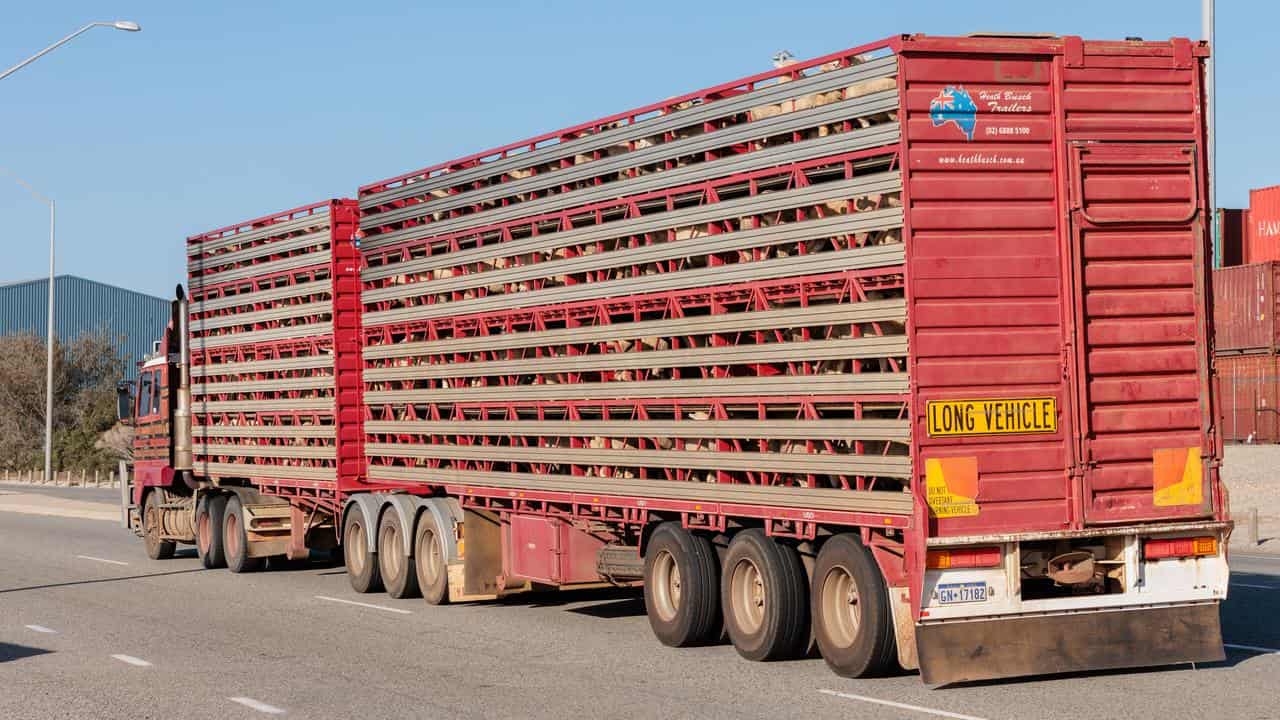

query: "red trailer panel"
xmin=1218 ymin=354 xmax=1280 ymax=443
xmin=1248 ymin=185 xmax=1280 ymax=263
xmin=1213 ymin=262 xmax=1280 ymax=354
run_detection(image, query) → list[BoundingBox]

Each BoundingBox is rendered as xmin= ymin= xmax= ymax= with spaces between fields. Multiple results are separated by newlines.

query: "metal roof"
xmin=0 ymin=275 xmax=169 ymax=377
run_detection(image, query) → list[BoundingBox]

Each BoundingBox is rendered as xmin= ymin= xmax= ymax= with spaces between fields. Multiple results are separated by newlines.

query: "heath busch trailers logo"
xmin=929 ymin=86 xmax=978 ymax=140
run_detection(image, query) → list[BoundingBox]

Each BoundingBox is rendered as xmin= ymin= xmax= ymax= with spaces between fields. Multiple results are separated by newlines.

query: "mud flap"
xmin=916 ymin=602 xmax=1224 ymax=685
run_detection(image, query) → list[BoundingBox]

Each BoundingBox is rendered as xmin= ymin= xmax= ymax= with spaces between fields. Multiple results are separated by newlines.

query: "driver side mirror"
xmin=116 ymin=380 xmax=135 ymax=425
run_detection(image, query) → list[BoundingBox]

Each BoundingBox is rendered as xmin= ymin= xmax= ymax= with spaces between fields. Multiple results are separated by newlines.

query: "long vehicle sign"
xmin=926 ymin=397 xmax=1057 ymax=438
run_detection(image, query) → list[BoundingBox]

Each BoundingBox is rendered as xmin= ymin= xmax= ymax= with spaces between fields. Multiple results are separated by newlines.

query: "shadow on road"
xmin=0 ymin=568 xmax=205 ymax=595
xmin=0 ymin=642 xmax=52 ymax=663
xmin=567 ymin=595 xmax=647 ymax=619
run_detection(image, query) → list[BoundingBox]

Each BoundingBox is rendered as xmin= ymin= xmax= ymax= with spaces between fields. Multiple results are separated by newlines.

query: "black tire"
xmin=721 ymin=529 xmax=809 ymax=661
xmin=195 ymin=493 xmax=227 ymax=569
xmin=643 ymin=522 xmax=722 ymax=647
xmin=378 ymin=509 xmax=421 ymax=599
xmin=414 ymin=510 xmax=450 ymax=605
xmin=811 ymin=533 xmax=897 ymax=678
xmin=344 ymin=503 xmax=383 ymax=593
xmin=223 ymin=495 xmax=264 ymax=574
xmin=142 ymin=490 xmax=176 ymax=561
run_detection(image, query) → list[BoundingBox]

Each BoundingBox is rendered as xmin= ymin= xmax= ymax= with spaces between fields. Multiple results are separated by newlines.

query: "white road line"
xmin=24 ymin=625 xmax=57 ymax=634
xmin=229 ymin=697 xmax=287 ymax=715
xmin=1233 ymin=583 xmax=1279 ymax=590
xmin=1225 ymin=643 xmax=1280 ymax=655
xmin=819 ymin=689 xmax=989 ymax=720
xmin=314 ymin=595 xmax=412 ymax=615
xmin=110 ymin=654 xmax=152 ymax=667
xmin=77 ymin=554 xmax=129 ymax=566
xmin=1232 ymin=553 xmax=1280 ymax=561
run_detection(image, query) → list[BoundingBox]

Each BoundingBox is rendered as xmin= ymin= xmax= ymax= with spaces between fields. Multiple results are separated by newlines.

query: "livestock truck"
xmin=119 ymin=33 xmax=1231 ymax=684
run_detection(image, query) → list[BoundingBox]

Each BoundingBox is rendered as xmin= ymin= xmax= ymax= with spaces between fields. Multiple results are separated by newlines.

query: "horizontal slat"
xmin=194 ymin=398 xmax=334 ymax=413
xmin=362 ymin=173 xmax=902 ymax=282
xmin=191 ymin=376 xmax=334 ymax=397
xmin=364 ymin=372 xmax=908 ymax=404
xmin=192 ymin=355 xmax=334 ymax=378
xmin=364 ymin=335 xmax=906 ymax=381
xmin=360 ymin=123 xmax=901 ymax=249
xmin=365 ymin=418 xmax=910 ymax=442
xmin=191 ymin=280 xmax=332 ymax=315
xmin=363 ymin=208 xmax=901 ymax=304
xmin=366 ymin=465 xmax=914 ymax=515
xmin=192 ymin=425 xmax=335 ymax=439
xmin=188 ymin=229 xmax=329 ymax=273
xmin=193 ymin=443 xmax=336 ymax=460
xmin=363 ymin=299 xmax=906 ymax=360
xmin=192 ymin=322 xmax=333 ymax=350
xmin=362 ymin=55 xmax=898 ymax=208
xmin=191 ymin=300 xmax=332 ymax=333
xmin=371 ymin=94 xmax=900 ymax=226
xmin=189 ymin=211 xmax=330 ymax=258
xmin=366 ymin=443 xmax=910 ymax=477
xmin=366 ymin=242 xmax=905 ymax=326
xmin=194 ymin=461 xmax=336 ymax=482
xmin=189 ymin=249 xmax=332 ymax=289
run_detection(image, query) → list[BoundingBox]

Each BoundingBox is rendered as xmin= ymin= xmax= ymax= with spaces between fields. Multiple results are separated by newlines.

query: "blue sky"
xmin=0 ymin=1 xmax=1266 ymax=298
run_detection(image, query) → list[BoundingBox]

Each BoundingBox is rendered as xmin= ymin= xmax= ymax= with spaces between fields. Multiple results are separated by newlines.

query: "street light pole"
xmin=1203 ymin=0 xmax=1216 ymax=265
xmin=0 ymin=21 xmax=141 ymax=82
xmin=1 ymin=19 xmax=139 ymax=482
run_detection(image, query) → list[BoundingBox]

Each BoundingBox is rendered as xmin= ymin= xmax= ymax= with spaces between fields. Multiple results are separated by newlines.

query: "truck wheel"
xmin=378 ymin=510 xmax=421 ymax=599
xmin=343 ymin=503 xmax=383 ymax=593
xmin=721 ymin=529 xmax=808 ymax=661
xmin=811 ymin=533 xmax=897 ymax=678
xmin=142 ymin=490 xmax=176 ymax=560
xmin=223 ymin=495 xmax=264 ymax=574
xmin=643 ymin=522 xmax=721 ymax=647
xmin=414 ymin=510 xmax=449 ymax=605
xmin=195 ymin=493 xmax=227 ymax=569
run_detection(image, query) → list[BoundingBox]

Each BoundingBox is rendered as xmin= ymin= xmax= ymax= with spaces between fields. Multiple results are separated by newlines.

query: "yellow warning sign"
xmin=926 ymin=397 xmax=1057 ymax=438
xmin=925 ymin=457 xmax=980 ymax=518
xmin=1153 ymin=446 xmax=1204 ymax=507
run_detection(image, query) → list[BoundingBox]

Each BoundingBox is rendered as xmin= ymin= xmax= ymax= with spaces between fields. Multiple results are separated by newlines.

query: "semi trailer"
xmin=119 ymin=33 xmax=1230 ymax=684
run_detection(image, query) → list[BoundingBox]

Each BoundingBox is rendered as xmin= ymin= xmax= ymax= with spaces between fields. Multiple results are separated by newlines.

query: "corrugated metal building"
xmin=0 ymin=275 xmax=168 ymax=376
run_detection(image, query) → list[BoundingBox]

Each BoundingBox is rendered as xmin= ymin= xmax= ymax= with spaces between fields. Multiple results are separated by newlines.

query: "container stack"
xmin=1214 ymin=261 xmax=1280 ymax=443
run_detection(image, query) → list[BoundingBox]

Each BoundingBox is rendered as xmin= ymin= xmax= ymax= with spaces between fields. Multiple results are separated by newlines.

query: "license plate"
xmin=936 ymin=581 xmax=988 ymax=605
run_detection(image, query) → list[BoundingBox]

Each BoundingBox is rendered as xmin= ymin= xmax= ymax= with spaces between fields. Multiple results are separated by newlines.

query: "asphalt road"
xmin=1 ymin=487 xmax=1278 ymax=720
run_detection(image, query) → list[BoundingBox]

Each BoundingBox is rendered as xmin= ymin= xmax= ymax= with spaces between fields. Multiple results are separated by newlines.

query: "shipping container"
xmin=1212 ymin=261 xmax=1280 ymax=353
xmin=1217 ymin=207 xmax=1246 ymax=267
xmin=120 ymin=34 xmax=1229 ymax=687
xmin=1247 ymin=185 xmax=1280 ymax=263
xmin=1217 ymin=354 xmax=1280 ymax=443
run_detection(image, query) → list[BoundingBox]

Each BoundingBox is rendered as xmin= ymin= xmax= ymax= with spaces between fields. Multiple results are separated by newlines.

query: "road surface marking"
xmin=24 ymin=625 xmax=57 ymax=634
xmin=1233 ymin=583 xmax=1278 ymax=590
xmin=229 ymin=697 xmax=287 ymax=715
xmin=1232 ymin=553 xmax=1280 ymax=561
xmin=110 ymin=654 xmax=152 ymax=667
xmin=314 ymin=595 xmax=412 ymax=615
xmin=819 ymin=689 xmax=989 ymax=720
xmin=77 ymin=554 xmax=129 ymax=566
xmin=1225 ymin=643 xmax=1280 ymax=655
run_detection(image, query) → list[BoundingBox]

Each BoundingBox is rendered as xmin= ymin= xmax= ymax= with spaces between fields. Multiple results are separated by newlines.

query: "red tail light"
xmin=926 ymin=546 xmax=1001 ymax=570
xmin=1143 ymin=536 xmax=1218 ymax=560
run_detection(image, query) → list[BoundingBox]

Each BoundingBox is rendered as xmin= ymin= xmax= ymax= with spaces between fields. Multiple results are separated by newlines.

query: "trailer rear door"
xmin=1068 ymin=142 xmax=1215 ymax=523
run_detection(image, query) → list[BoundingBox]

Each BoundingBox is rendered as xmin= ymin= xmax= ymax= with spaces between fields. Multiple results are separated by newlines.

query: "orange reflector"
xmin=926 ymin=546 xmax=1001 ymax=570
xmin=1144 ymin=536 xmax=1218 ymax=560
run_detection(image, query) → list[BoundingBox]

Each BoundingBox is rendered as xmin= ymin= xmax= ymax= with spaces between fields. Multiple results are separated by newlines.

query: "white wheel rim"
xmin=650 ymin=549 xmax=682 ymax=623
xmin=821 ymin=565 xmax=861 ymax=648
xmin=730 ymin=558 xmax=766 ymax=634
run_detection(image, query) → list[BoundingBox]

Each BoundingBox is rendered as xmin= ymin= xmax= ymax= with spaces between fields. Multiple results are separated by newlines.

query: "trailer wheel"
xmin=142 ymin=490 xmax=176 ymax=561
xmin=343 ymin=503 xmax=383 ymax=593
xmin=811 ymin=533 xmax=897 ymax=678
xmin=643 ymin=522 xmax=721 ymax=647
xmin=378 ymin=510 xmax=421 ymax=599
xmin=721 ymin=529 xmax=809 ymax=661
xmin=224 ymin=495 xmax=264 ymax=574
xmin=414 ymin=510 xmax=450 ymax=605
xmin=195 ymin=493 xmax=227 ymax=569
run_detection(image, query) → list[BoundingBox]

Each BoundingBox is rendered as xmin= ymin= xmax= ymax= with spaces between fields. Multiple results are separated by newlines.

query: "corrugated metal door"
xmin=1069 ymin=142 xmax=1214 ymax=523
